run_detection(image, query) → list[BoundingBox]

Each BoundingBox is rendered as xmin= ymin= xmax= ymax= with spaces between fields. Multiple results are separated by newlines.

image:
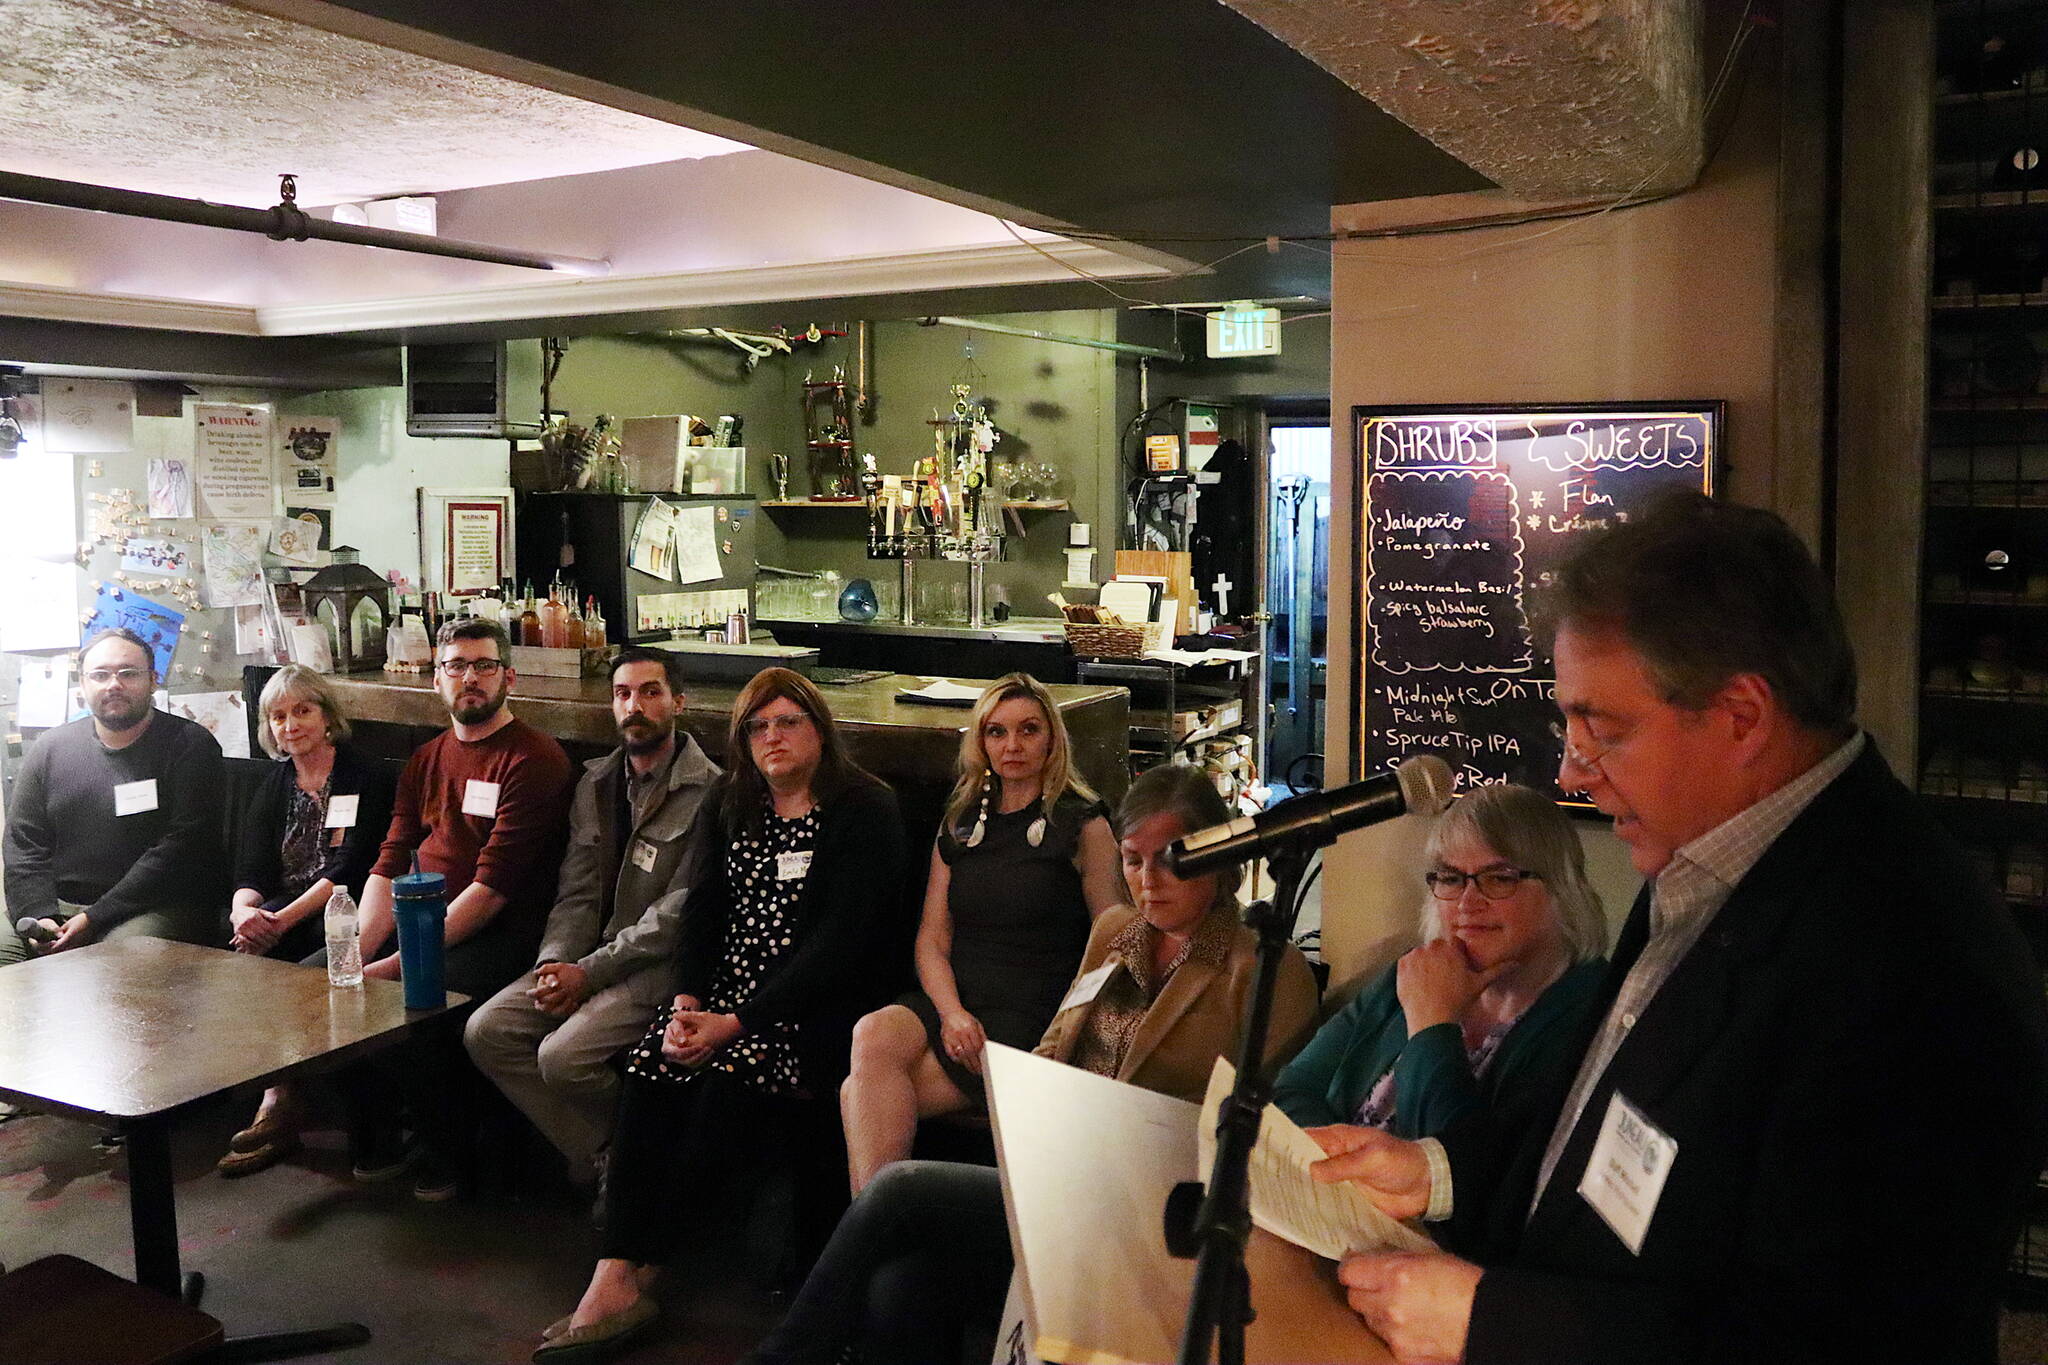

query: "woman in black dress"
xmin=216 ymin=664 xmax=393 ymax=1177
xmin=534 ymin=667 xmax=905 ymax=1362
xmin=840 ymin=672 xmax=1121 ymax=1194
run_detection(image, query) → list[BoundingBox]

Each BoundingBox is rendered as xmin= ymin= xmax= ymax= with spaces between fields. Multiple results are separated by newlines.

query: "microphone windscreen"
xmin=1394 ymin=754 xmax=1456 ymax=817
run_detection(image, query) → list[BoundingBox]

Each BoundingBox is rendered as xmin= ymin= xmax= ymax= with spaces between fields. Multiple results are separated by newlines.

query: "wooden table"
xmin=0 ymin=940 xmax=466 ymax=1326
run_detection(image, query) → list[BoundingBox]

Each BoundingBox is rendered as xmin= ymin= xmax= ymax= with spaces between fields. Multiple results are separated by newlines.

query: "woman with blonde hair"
xmin=216 ymin=664 xmax=395 ymax=1176
xmin=841 ymin=672 xmax=1122 ymax=1193
xmin=1274 ymin=780 xmax=1608 ymax=1141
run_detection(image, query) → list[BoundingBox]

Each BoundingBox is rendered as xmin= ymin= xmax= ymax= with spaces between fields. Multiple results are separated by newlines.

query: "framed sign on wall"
xmin=419 ymin=487 xmax=515 ymax=599
xmin=1353 ymin=402 xmax=1722 ymax=805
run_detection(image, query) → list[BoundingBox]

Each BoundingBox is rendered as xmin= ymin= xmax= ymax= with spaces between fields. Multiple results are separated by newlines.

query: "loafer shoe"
xmin=531 ymin=1297 xmax=659 ymax=1363
xmin=228 ymin=1110 xmax=295 ymax=1154
xmin=216 ymin=1133 xmax=300 ymax=1178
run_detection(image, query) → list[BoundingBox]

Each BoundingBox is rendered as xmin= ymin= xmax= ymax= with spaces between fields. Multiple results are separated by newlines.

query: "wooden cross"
xmin=1211 ymin=573 xmax=1234 ymax=616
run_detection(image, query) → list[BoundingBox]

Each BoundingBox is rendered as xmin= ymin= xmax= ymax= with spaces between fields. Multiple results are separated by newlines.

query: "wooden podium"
xmin=985 ymin=1043 xmax=1390 ymax=1364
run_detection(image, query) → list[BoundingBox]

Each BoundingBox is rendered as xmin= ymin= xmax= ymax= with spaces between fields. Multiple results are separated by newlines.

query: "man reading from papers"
xmin=2 ymin=627 xmax=225 ymax=965
xmin=1314 ymin=494 xmax=2048 ymax=1365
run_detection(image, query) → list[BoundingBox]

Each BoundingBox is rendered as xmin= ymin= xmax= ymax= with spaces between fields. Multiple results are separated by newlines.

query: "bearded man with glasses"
xmin=342 ymin=617 xmax=574 ymax=1200
xmin=1 ymin=627 xmax=227 ymax=965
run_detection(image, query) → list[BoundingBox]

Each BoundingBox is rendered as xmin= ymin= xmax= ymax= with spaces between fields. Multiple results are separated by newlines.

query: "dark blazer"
xmin=234 ymin=743 xmax=396 ymax=910
xmin=1442 ymin=742 xmax=2048 ymax=1364
xmin=672 ymin=778 xmax=908 ymax=1088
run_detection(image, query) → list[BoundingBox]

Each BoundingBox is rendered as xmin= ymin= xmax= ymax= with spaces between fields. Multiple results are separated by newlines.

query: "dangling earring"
xmin=1026 ymin=795 xmax=1047 ymax=849
xmin=963 ymin=772 xmax=994 ymax=847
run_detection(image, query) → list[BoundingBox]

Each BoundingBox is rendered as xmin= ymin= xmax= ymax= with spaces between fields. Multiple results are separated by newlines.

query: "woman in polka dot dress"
xmin=536 ymin=668 xmax=906 ymax=1362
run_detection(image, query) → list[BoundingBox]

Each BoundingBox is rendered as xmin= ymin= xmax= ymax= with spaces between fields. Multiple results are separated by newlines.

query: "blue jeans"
xmin=739 ymin=1160 xmax=1013 ymax=1365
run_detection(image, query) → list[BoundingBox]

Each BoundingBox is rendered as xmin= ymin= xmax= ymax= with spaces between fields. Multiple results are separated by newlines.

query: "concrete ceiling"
xmin=1 ymin=0 xmax=751 ymax=208
xmin=3 ymin=0 xmax=1716 ymax=380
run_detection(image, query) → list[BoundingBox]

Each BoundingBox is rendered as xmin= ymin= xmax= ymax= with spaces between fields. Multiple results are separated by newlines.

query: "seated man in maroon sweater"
xmin=348 ymin=617 xmax=573 ymax=1199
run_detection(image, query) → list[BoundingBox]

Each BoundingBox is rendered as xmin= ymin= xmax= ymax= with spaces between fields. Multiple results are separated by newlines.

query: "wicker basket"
xmin=1064 ymin=620 xmax=1161 ymax=658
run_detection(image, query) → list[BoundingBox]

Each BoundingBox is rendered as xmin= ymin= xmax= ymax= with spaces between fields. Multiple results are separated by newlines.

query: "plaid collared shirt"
xmin=1521 ymin=729 xmax=1866 ymax=1215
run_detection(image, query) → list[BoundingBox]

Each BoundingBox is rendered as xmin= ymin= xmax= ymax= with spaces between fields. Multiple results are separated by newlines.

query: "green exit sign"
xmin=1205 ymin=304 xmax=1282 ymax=358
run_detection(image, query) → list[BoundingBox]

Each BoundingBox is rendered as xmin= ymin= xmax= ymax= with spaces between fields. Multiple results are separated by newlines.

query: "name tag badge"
xmin=775 ymin=850 xmax=813 ymax=881
xmin=462 ymin=779 xmax=501 ymax=819
xmin=1057 ymin=961 xmax=1118 ymax=1014
xmin=114 ymin=778 xmax=159 ymax=817
xmin=630 ymin=839 xmax=659 ymax=874
xmin=325 ymin=793 xmax=360 ymax=829
xmin=1577 ymin=1091 xmax=1678 ymax=1255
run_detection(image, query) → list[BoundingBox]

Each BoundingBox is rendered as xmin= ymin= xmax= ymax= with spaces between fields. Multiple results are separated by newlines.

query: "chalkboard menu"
xmin=1354 ymin=402 xmax=1720 ymax=802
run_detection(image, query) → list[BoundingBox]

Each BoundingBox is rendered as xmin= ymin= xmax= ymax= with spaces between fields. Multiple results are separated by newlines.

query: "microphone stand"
xmin=1166 ymin=835 xmax=1318 ymax=1365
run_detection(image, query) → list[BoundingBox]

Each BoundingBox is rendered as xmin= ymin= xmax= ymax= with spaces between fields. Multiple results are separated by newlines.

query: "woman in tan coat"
xmin=1034 ymin=762 xmax=1319 ymax=1103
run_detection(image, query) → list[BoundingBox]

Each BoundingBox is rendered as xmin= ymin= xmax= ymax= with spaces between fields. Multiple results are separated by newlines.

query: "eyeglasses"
xmin=437 ymin=658 xmax=505 ymax=677
xmin=1425 ymin=868 xmax=1542 ymax=900
xmin=743 ymin=713 xmax=810 ymax=738
xmin=84 ymin=668 xmax=149 ymax=685
xmin=1549 ymin=719 xmax=1616 ymax=774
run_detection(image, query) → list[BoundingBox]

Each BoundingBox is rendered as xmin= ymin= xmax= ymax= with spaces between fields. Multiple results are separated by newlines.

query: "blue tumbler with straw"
xmin=391 ymin=870 xmax=448 ymax=1010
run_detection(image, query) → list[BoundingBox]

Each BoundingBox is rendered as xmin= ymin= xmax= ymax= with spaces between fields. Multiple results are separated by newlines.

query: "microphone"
xmin=1164 ymin=754 xmax=1456 ymax=877
xmin=14 ymin=917 xmax=57 ymax=946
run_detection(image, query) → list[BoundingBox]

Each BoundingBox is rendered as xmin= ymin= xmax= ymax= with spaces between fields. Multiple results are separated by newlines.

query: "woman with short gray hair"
xmin=215 ymin=664 xmax=394 ymax=1177
xmin=1274 ymin=782 xmax=1609 ymax=1142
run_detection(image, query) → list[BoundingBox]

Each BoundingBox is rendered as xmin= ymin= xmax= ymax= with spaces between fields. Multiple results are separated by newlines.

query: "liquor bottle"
xmin=565 ymin=596 xmax=586 ymax=650
xmin=585 ymin=596 xmax=607 ymax=649
xmin=539 ymin=577 xmax=567 ymax=647
xmin=518 ymin=580 xmax=543 ymax=647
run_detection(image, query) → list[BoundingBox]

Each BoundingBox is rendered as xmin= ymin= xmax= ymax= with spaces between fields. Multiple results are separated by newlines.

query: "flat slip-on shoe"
xmin=229 ymin=1112 xmax=293 ymax=1154
xmin=530 ymin=1297 xmax=659 ymax=1364
xmin=217 ymin=1134 xmax=300 ymax=1178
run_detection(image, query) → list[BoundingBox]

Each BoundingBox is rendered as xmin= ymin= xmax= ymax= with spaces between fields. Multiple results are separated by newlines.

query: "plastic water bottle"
xmin=325 ymin=887 xmax=363 ymax=988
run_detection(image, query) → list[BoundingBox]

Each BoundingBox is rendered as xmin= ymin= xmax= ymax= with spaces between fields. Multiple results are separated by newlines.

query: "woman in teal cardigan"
xmin=1275 ymin=782 xmax=1608 ymax=1140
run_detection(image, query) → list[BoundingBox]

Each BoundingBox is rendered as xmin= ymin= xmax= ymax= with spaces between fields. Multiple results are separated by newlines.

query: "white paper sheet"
xmin=16 ymin=658 xmax=74 ymax=728
xmin=164 ymin=691 xmax=251 ymax=759
xmin=148 ymin=458 xmax=195 ymax=519
xmin=233 ymin=603 xmax=272 ymax=657
xmin=628 ymin=498 xmax=678 ymax=581
xmin=896 ymin=678 xmax=987 ymax=704
xmin=278 ymin=420 xmax=338 ymax=499
xmin=1198 ymin=1059 xmax=1434 ymax=1262
xmin=0 ymin=559 xmax=81 ymax=652
xmin=270 ymin=511 xmax=325 ymax=566
xmin=672 ymin=504 xmax=723 ymax=585
xmin=201 ymin=523 xmax=266 ymax=608
xmin=0 ymin=450 xmax=77 ymax=563
xmin=194 ymin=404 xmax=274 ymax=520
xmin=40 ymin=378 xmax=134 ymax=454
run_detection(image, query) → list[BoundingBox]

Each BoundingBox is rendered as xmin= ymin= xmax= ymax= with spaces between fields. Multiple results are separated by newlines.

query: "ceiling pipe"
xmin=0 ymin=168 xmax=610 ymax=276
xmin=917 ymin=315 xmax=1181 ymax=363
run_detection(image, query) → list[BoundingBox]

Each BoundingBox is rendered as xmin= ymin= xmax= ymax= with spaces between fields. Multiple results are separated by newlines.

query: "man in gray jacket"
xmin=465 ymin=646 xmax=718 ymax=1183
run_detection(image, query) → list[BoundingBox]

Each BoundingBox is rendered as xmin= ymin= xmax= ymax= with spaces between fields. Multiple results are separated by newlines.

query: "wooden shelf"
xmin=1923 ymin=685 xmax=2048 ymax=706
xmin=1931 ymin=395 xmax=2048 ymax=412
xmin=1932 ymin=291 xmax=2048 ymax=311
xmin=1933 ymin=189 xmax=2048 ymax=211
xmin=1924 ymin=589 xmax=2048 ymax=606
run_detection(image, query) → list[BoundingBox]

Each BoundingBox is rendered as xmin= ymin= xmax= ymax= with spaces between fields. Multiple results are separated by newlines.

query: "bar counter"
xmin=322 ymin=668 xmax=1130 ymax=803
